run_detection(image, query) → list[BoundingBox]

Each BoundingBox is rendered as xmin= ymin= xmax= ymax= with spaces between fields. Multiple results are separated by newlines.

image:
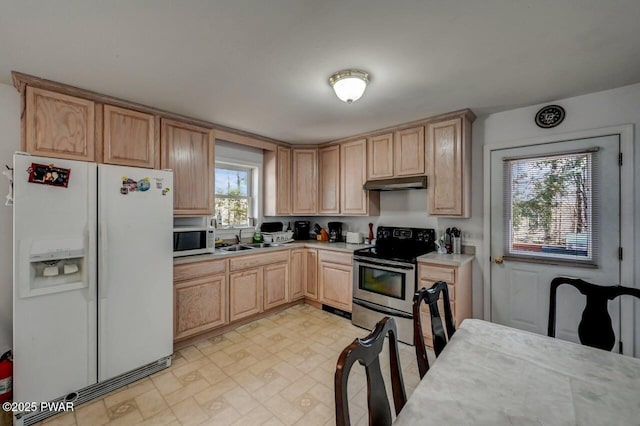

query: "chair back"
xmin=334 ymin=317 xmax=407 ymax=426
xmin=548 ymin=277 xmax=640 ymax=351
xmin=413 ymin=281 xmax=456 ymax=378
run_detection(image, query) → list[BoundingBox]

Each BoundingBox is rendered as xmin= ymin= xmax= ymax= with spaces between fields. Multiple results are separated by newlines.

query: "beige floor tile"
xmin=229 ymin=404 xmax=273 ymax=425
xmin=138 ymin=408 xmax=178 ymax=426
xmin=178 ymin=345 xmax=205 ymax=362
xmin=151 ymin=372 xmax=184 ymax=397
xmin=170 ymin=357 xmax=211 ymax=379
xmin=134 ymin=388 xmax=168 ymax=419
xmin=169 ymin=397 xmax=209 ymax=426
xmin=197 ymin=362 xmax=228 ymax=385
xmin=222 ymin=385 xmax=262 ymax=415
xmin=164 ymin=378 xmax=209 ymax=406
xmin=106 ymin=408 xmax=143 ymax=426
xmin=296 ymin=401 xmax=334 ymax=425
xmin=41 ymin=410 xmax=76 ymax=426
xmin=103 ymin=379 xmax=155 ymax=408
xmin=198 ymin=396 xmax=242 ymax=425
xmin=193 ymin=377 xmax=239 ymax=406
xmin=263 ymin=393 xmax=305 ymax=425
xmin=280 ymin=375 xmax=317 ymax=403
xmin=232 ymin=369 xmax=268 ymax=392
xmin=75 ymin=400 xmax=110 ymax=426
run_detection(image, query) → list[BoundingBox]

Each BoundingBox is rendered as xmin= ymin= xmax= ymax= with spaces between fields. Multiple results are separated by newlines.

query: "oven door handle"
xmin=354 ymin=258 xmax=415 ymax=270
xmin=353 ymin=299 xmax=414 ymax=320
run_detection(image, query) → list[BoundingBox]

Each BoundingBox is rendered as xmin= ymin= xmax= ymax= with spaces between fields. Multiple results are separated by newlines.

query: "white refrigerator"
xmin=13 ymin=154 xmax=173 ymax=419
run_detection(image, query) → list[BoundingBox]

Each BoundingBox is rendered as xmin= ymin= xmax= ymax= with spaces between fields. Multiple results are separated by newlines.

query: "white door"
xmin=98 ymin=164 xmax=173 ymax=382
xmin=490 ymin=135 xmax=620 ymax=346
xmin=13 ymin=154 xmax=97 ymax=403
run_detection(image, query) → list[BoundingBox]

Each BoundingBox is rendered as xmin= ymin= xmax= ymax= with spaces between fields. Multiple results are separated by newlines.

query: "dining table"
xmin=393 ymin=319 xmax=640 ymax=425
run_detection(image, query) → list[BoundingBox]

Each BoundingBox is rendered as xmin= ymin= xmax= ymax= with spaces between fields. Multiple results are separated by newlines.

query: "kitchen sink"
xmin=218 ymin=244 xmax=255 ymax=252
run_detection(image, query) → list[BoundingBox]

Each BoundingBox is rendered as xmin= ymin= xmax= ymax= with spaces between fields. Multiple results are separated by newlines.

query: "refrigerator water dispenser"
xmin=22 ymin=237 xmax=87 ymax=297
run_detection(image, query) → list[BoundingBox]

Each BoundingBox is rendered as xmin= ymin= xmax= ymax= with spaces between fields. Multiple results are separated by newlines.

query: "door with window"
xmin=490 ymin=135 xmax=620 ymax=346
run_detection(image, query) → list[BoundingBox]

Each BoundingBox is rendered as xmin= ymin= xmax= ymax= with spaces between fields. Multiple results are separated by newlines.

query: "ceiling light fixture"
xmin=328 ymin=69 xmax=369 ymax=103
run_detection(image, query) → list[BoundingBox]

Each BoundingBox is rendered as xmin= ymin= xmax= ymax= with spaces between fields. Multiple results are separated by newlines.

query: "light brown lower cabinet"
xmin=173 ymin=259 xmax=228 ymax=342
xmin=291 ymin=248 xmax=318 ymax=301
xmin=417 ymin=261 xmax=472 ymax=347
xmin=229 ymin=268 xmax=263 ymax=322
xmin=318 ymin=250 xmax=353 ymax=312
xmin=263 ymin=262 xmax=289 ymax=310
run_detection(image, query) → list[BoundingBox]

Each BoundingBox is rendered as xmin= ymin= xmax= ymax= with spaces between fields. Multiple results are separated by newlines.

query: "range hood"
xmin=363 ymin=176 xmax=427 ymax=191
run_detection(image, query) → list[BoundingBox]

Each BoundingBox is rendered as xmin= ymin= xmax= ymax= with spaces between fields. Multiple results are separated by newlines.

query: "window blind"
xmin=503 ymin=148 xmax=599 ymax=266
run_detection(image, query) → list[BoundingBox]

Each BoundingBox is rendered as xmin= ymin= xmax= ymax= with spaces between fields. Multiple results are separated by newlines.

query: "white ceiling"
xmin=1 ymin=0 xmax=640 ymax=143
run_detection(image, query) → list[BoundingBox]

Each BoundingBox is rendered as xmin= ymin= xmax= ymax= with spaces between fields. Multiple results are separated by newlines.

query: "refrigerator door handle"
xmin=99 ymin=221 xmax=108 ymax=300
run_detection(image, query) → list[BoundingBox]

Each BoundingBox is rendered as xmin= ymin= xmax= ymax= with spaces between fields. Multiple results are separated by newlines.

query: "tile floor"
xmin=39 ymin=304 xmax=432 ymax=426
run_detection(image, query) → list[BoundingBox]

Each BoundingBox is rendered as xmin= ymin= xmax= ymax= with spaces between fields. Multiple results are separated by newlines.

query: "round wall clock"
xmin=535 ymin=105 xmax=565 ymax=128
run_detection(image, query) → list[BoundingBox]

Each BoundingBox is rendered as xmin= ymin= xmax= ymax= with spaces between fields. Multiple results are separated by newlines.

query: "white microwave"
xmin=173 ymin=217 xmax=215 ymax=257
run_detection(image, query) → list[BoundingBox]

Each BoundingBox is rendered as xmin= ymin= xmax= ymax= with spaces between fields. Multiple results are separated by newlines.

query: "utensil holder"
xmin=453 ymin=237 xmax=461 ymax=255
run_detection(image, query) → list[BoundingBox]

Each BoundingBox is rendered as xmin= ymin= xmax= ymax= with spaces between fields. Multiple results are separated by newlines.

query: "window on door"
xmin=504 ymin=149 xmax=598 ymax=264
xmin=215 ymin=164 xmax=255 ymax=228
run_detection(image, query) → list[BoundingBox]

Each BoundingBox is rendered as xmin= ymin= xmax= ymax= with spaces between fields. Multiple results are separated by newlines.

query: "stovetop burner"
xmin=354 ymin=226 xmax=436 ymax=263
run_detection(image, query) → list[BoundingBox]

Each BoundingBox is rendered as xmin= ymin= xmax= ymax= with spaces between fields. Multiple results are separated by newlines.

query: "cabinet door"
xmin=290 ymin=249 xmax=305 ymax=301
xmin=229 ymin=268 xmax=263 ymax=322
xmin=276 ymin=147 xmax=292 ymax=214
xmin=264 ymin=262 xmax=289 ymax=310
xmin=292 ymin=148 xmax=318 ymax=214
xmin=103 ymin=105 xmax=157 ymax=168
xmin=319 ymin=262 xmax=352 ymax=312
xmin=427 ymin=117 xmax=468 ymax=216
xmin=174 ymin=274 xmax=227 ymax=341
xmin=341 ymin=139 xmax=372 ymax=215
xmin=304 ymin=249 xmax=318 ymax=300
xmin=394 ymin=126 xmax=425 ymax=176
xmin=367 ymin=133 xmax=394 ymax=179
xmin=318 ymin=145 xmax=340 ymax=214
xmin=161 ymin=119 xmax=214 ymax=215
xmin=25 ymin=86 xmax=95 ymax=161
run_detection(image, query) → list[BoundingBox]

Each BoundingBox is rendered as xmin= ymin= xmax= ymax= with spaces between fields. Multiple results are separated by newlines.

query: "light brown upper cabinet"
xmin=426 ymin=114 xmax=473 ymax=217
xmin=292 ymin=148 xmax=318 ymax=215
xmin=25 ymin=86 xmax=95 ymax=161
xmin=161 ymin=119 xmax=214 ymax=216
xmin=394 ymin=126 xmax=425 ymax=176
xmin=102 ymin=105 xmax=158 ymax=168
xmin=367 ymin=133 xmax=394 ymax=180
xmin=264 ymin=146 xmax=292 ymax=216
xmin=318 ymin=145 xmax=340 ymax=215
xmin=341 ymin=139 xmax=379 ymax=216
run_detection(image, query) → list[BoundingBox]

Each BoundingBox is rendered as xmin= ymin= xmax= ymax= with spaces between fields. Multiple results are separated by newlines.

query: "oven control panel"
xmin=377 ymin=226 xmax=435 ymax=243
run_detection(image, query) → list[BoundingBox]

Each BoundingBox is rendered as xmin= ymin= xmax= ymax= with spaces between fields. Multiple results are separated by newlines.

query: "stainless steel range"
xmin=352 ymin=226 xmax=436 ymax=344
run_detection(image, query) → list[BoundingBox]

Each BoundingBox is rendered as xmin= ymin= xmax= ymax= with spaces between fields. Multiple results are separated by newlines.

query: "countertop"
xmin=174 ymin=241 xmax=372 ymax=265
xmin=416 ymin=252 xmax=474 ymax=267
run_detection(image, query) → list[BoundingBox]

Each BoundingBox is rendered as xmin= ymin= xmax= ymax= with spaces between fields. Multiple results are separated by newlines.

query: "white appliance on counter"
xmin=13 ymin=154 xmax=173 ymax=425
xmin=173 ymin=216 xmax=215 ymax=257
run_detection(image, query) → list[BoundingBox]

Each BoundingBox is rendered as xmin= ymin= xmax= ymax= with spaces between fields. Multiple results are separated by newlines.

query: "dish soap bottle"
xmin=253 ymin=226 xmax=262 ymax=243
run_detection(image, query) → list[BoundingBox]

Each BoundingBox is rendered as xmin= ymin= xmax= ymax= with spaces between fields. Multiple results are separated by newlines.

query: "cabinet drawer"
xmin=318 ymin=250 xmax=352 ymax=266
xmin=418 ymin=279 xmax=455 ymax=301
xmin=418 ymin=264 xmax=455 ymax=283
xmin=229 ymin=250 xmax=289 ymax=271
xmin=174 ymin=259 xmax=227 ymax=282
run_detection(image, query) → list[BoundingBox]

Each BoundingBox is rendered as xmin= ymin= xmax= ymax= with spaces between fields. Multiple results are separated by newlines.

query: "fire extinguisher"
xmin=0 ymin=350 xmax=12 ymax=403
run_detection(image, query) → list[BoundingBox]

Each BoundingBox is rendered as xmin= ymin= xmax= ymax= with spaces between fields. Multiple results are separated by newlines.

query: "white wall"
xmin=0 ymin=83 xmax=20 ymax=353
xmin=482 ymin=82 xmax=640 ymax=356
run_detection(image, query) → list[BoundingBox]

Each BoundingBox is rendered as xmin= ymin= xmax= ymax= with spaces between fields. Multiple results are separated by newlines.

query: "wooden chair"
xmin=413 ymin=281 xmax=456 ymax=378
xmin=334 ymin=317 xmax=407 ymax=426
xmin=548 ymin=277 xmax=640 ymax=351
